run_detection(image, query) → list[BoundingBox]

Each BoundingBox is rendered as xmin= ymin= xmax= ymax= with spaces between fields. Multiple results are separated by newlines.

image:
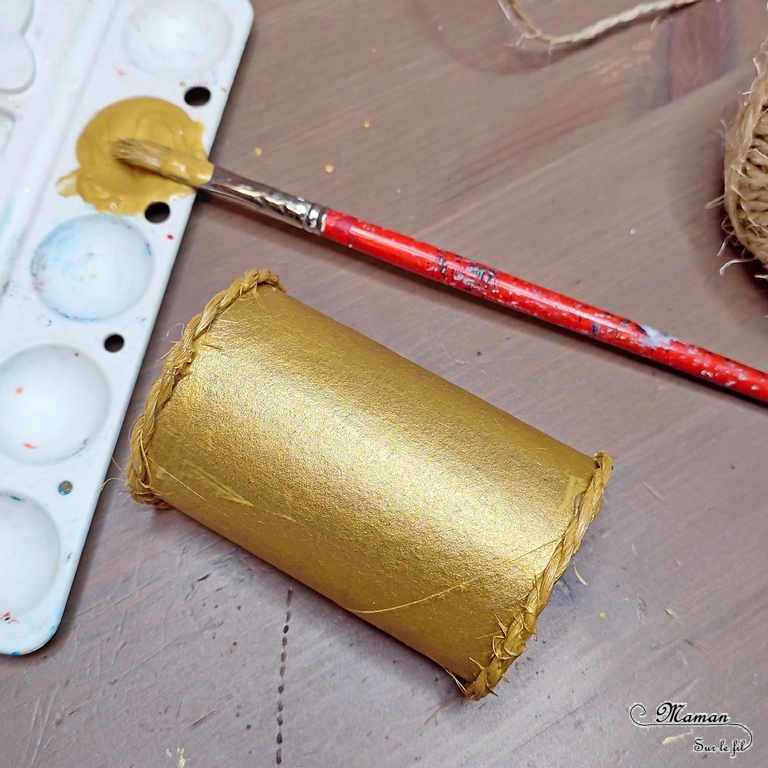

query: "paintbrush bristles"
xmin=112 ymin=139 xmax=164 ymax=170
xmin=112 ymin=139 xmax=215 ymax=188
xmin=112 ymin=138 xmax=170 ymax=170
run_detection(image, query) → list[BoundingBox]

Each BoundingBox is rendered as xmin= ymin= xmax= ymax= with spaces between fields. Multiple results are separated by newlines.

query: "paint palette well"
xmin=0 ymin=345 xmax=110 ymax=465
xmin=124 ymin=0 xmax=233 ymax=75
xmin=0 ymin=0 xmax=253 ymax=654
xmin=32 ymin=215 xmax=154 ymax=321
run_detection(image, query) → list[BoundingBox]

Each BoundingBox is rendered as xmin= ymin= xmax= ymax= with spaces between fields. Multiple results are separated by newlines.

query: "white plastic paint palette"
xmin=0 ymin=0 xmax=253 ymax=654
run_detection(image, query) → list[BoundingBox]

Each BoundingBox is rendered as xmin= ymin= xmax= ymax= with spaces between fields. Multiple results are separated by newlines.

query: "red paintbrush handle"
xmin=322 ymin=210 xmax=768 ymax=403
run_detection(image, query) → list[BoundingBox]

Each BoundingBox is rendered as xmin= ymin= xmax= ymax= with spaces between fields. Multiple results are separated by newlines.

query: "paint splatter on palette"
xmin=0 ymin=0 xmax=253 ymax=655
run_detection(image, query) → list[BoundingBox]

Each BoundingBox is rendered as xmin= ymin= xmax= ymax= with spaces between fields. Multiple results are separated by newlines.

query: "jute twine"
xmin=722 ymin=50 xmax=768 ymax=270
xmin=497 ymin=2 xmax=768 ymax=273
xmin=126 ymin=268 xmax=284 ymax=507
xmin=460 ymin=451 xmax=612 ymax=700
xmin=499 ymin=0 xmax=701 ymax=47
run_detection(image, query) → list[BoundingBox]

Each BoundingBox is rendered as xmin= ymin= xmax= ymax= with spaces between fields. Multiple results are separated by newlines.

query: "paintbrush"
xmin=114 ymin=138 xmax=768 ymax=404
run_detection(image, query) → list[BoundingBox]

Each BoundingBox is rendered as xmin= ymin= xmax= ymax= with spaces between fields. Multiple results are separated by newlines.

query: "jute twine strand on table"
xmin=499 ymin=0 xmax=701 ymax=47
xmin=126 ymin=268 xmax=284 ymax=507
xmin=723 ymin=49 xmax=768 ymax=270
xmin=460 ymin=451 xmax=613 ymax=700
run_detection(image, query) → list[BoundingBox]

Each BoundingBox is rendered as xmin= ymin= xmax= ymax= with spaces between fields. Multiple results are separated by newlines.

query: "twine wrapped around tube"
xmin=127 ymin=269 xmax=612 ymax=699
xmin=128 ymin=269 xmax=284 ymax=507
xmin=461 ymin=450 xmax=610 ymax=699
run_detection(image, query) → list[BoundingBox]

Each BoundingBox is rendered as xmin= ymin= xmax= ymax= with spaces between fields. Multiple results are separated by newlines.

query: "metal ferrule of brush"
xmin=206 ymin=168 xmax=327 ymax=234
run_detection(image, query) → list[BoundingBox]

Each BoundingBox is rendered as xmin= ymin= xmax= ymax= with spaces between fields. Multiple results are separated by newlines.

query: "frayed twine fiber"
xmin=723 ymin=49 xmax=768 ymax=270
xmin=499 ymin=0 xmax=701 ymax=47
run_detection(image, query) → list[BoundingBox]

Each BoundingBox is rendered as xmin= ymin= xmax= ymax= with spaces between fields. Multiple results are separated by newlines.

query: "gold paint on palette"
xmin=57 ymin=97 xmax=208 ymax=215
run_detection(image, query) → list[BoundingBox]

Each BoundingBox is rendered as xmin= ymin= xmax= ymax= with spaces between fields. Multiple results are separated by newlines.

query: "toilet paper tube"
xmin=127 ymin=269 xmax=612 ymax=699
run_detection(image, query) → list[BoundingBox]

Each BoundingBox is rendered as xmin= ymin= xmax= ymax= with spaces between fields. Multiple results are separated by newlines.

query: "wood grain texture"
xmin=2 ymin=1 xmax=767 ymax=765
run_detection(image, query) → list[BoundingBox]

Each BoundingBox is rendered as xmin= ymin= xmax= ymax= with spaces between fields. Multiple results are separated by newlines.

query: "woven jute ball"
xmin=724 ymin=54 xmax=768 ymax=269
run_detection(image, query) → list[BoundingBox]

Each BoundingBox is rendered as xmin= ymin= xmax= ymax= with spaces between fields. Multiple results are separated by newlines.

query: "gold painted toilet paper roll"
xmin=128 ymin=269 xmax=611 ymax=699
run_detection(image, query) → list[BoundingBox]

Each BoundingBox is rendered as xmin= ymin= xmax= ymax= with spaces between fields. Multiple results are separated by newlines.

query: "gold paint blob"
xmin=58 ymin=97 xmax=208 ymax=216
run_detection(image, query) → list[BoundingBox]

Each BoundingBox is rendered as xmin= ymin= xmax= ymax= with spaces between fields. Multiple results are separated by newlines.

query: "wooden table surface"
xmin=3 ymin=1 xmax=767 ymax=765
